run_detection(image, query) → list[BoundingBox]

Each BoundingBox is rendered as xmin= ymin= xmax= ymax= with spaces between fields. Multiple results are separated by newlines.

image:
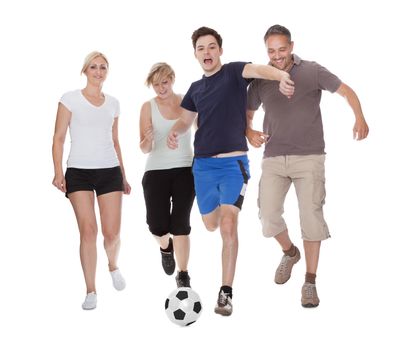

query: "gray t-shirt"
xmin=247 ymin=54 xmax=342 ymax=158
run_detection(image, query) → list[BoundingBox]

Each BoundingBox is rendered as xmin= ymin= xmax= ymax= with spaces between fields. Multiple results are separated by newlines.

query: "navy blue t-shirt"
xmin=181 ymin=62 xmax=251 ymax=157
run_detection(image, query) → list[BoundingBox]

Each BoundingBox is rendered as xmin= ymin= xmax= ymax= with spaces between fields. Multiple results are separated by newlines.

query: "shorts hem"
xmin=96 ymin=189 xmax=124 ymax=197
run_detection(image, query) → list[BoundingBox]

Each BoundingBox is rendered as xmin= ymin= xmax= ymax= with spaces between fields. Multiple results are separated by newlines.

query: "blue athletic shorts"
xmin=192 ymin=155 xmax=250 ymax=215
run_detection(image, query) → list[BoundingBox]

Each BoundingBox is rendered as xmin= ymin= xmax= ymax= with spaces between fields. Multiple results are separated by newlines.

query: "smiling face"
xmin=152 ymin=75 xmax=174 ymax=100
xmin=265 ymin=34 xmax=294 ymax=71
xmin=84 ymin=56 xmax=108 ymax=86
xmin=194 ymin=34 xmax=223 ymax=76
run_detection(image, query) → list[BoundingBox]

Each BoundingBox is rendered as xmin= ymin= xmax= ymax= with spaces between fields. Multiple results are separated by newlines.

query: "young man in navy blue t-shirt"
xmin=167 ymin=26 xmax=294 ymax=316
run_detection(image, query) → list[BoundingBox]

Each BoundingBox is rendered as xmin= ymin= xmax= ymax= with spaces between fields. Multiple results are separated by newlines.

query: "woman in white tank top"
xmin=52 ymin=52 xmax=131 ymax=310
xmin=140 ymin=63 xmax=195 ymax=288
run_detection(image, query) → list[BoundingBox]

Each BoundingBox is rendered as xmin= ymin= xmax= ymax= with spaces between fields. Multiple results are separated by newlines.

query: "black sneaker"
xmin=214 ymin=290 xmax=233 ymax=316
xmin=175 ymin=271 xmax=191 ymax=288
xmin=160 ymin=238 xmax=175 ymax=275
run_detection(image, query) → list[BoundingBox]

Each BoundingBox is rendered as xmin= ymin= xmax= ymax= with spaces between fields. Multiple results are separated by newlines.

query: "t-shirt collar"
xmin=292 ymin=54 xmax=301 ymax=65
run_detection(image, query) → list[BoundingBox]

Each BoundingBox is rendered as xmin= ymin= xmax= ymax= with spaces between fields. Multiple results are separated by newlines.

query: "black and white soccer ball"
xmin=165 ymin=287 xmax=202 ymax=326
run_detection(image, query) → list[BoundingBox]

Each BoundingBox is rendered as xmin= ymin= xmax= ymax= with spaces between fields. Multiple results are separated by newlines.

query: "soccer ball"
xmin=165 ymin=287 xmax=202 ymax=326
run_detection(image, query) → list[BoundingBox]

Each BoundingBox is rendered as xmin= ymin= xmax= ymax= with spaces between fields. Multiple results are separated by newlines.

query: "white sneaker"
xmin=110 ymin=269 xmax=126 ymax=291
xmin=82 ymin=292 xmax=97 ymax=310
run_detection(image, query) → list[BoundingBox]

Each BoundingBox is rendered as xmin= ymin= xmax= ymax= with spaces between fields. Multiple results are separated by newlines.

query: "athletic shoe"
xmin=160 ymin=238 xmax=175 ymax=275
xmin=82 ymin=292 xmax=97 ymax=310
xmin=214 ymin=290 xmax=233 ymax=316
xmin=301 ymin=282 xmax=320 ymax=308
xmin=110 ymin=269 xmax=126 ymax=291
xmin=175 ymin=271 xmax=191 ymax=288
xmin=274 ymin=246 xmax=301 ymax=284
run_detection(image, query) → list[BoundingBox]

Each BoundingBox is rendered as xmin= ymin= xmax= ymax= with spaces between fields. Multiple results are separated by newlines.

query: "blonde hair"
xmin=145 ymin=62 xmax=175 ymax=87
xmin=81 ymin=51 xmax=109 ymax=75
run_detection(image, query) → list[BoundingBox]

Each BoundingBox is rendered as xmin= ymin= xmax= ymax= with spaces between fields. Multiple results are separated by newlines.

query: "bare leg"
xmin=69 ymin=191 xmax=98 ymax=294
xmin=202 ymin=206 xmax=221 ymax=232
xmin=154 ymin=234 xmax=171 ymax=250
xmin=219 ymin=205 xmax=240 ymax=286
xmin=303 ymin=240 xmax=321 ymax=274
xmin=97 ymin=191 xmax=122 ymax=271
xmin=274 ymin=229 xmax=293 ymax=251
xmin=173 ymin=235 xmax=190 ymax=272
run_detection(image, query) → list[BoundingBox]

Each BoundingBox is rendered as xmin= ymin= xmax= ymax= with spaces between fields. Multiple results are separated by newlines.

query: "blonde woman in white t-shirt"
xmin=52 ymin=52 xmax=131 ymax=310
xmin=140 ymin=63 xmax=195 ymax=288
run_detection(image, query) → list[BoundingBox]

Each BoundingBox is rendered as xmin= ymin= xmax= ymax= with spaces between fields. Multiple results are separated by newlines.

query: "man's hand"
xmin=246 ymin=128 xmax=268 ymax=148
xmin=353 ymin=118 xmax=369 ymax=140
xmin=279 ymin=72 xmax=295 ymax=98
xmin=167 ymin=131 xmax=179 ymax=149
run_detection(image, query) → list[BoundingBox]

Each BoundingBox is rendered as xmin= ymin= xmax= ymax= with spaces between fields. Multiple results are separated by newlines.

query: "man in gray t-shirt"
xmin=246 ymin=24 xmax=369 ymax=308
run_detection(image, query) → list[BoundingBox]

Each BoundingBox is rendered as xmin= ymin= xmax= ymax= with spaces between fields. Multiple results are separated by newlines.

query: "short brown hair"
xmin=264 ymin=24 xmax=292 ymax=42
xmin=145 ymin=62 xmax=175 ymax=87
xmin=191 ymin=26 xmax=223 ymax=49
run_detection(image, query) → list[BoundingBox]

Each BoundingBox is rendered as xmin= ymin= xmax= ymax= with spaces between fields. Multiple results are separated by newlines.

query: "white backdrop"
xmin=1 ymin=0 xmax=397 ymax=349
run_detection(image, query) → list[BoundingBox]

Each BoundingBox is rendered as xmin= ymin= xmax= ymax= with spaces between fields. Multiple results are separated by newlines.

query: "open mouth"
xmin=274 ymin=59 xmax=285 ymax=66
xmin=204 ymin=58 xmax=213 ymax=65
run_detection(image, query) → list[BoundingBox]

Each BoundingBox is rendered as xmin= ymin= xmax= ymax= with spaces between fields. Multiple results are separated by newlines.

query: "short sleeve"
xmin=105 ymin=95 xmax=120 ymax=118
xmin=59 ymin=91 xmax=74 ymax=112
xmin=247 ymin=80 xmax=262 ymax=111
xmin=181 ymin=84 xmax=197 ymax=112
xmin=114 ymin=98 xmax=120 ymax=118
xmin=228 ymin=62 xmax=252 ymax=87
xmin=317 ymin=64 xmax=342 ymax=93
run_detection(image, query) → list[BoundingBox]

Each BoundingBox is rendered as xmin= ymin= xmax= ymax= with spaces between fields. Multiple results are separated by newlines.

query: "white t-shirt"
xmin=60 ymin=90 xmax=120 ymax=169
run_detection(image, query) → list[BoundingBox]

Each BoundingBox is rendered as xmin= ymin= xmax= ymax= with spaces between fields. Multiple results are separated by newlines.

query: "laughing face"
xmin=265 ymin=34 xmax=294 ymax=71
xmin=194 ymin=34 xmax=223 ymax=76
xmin=152 ymin=75 xmax=174 ymax=100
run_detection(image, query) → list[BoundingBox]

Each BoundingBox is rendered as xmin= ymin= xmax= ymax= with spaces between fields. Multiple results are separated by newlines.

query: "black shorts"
xmin=65 ymin=166 xmax=124 ymax=198
xmin=142 ymin=167 xmax=195 ymax=237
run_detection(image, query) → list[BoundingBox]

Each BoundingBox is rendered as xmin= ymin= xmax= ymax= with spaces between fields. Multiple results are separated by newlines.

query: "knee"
xmin=102 ymin=227 xmax=120 ymax=244
xmin=202 ymin=216 xmax=219 ymax=232
xmin=80 ymin=223 xmax=98 ymax=243
xmin=220 ymin=216 xmax=237 ymax=243
xmin=204 ymin=221 xmax=218 ymax=232
xmin=260 ymin=211 xmax=286 ymax=238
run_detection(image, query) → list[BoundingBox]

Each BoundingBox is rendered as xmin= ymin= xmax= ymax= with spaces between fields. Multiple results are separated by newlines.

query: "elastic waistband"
xmin=194 ymin=155 xmax=248 ymax=163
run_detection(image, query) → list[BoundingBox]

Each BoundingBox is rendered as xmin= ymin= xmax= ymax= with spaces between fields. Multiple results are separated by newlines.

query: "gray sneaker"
xmin=301 ymin=282 xmax=320 ymax=308
xmin=275 ymin=247 xmax=301 ymax=284
xmin=214 ymin=290 xmax=233 ymax=316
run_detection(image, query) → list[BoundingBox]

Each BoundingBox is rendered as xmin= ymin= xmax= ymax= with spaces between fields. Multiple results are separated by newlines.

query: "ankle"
xmin=160 ymin=237 xmax=173 ymax=252
xmin=283 ymin=244 xmax=297 ymax=257
xmin=305 ymin=272 xmax=316 ymax=284
xmin=220 ymin=285 xmax=233 ymax=298
xmin=108 ymin=265 xmax=118 ymax=272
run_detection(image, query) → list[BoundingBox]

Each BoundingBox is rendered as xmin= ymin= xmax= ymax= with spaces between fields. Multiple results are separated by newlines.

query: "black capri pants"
xmin=142 ymin=167 xmax=195 ymax=237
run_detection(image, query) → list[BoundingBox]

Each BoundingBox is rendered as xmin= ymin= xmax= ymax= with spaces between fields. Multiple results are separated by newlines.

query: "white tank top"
xmin=145 ymin=98 xmax=193 ymax=171
xmin=60 ymin=90 xmax=120 ymax=169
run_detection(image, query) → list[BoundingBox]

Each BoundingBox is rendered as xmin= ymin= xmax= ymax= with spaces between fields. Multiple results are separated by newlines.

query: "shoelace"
xmin=218 ymin=292 xmax=229 ymax=306
xmin=162 ymin=251 xmax=174 ymax=265
xmin=278 ymin=255 xmax=290 ymax=274
xmin=304 ymin=284 xmax=315 ymax=298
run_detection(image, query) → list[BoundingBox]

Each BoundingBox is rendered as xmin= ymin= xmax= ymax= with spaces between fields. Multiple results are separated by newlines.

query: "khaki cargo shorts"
xmin=258 ymin=155 xmax=330 ymax=241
